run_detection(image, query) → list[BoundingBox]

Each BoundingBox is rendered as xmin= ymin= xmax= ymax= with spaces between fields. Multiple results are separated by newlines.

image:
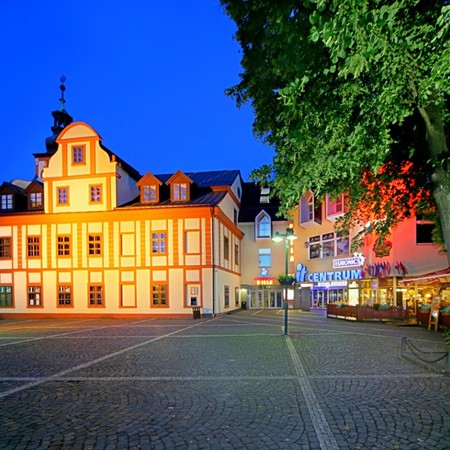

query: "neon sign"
xmin=333 ymin=253 xmax=365 ymax=269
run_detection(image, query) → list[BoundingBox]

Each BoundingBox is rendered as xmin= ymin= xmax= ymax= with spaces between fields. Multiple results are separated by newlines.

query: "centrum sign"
xmin=307 ymin=269 xmax=363 ymax=282
xmin=296 ymin=259 xmax=364 ymax=284
xmin=333 ymin=253 xmax=365 ymax=269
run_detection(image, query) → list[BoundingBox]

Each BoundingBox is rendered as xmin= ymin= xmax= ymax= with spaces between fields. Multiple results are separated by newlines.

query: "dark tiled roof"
xmin=121 ymin=170 xmax=239 ymax=208
xmin=155 ymin=170 xmax=241 ymax=187
xmin=100 ymin=142 xmax=142 ymax=181
xmin=238 ymin=182 xmax=283 ymax=222
xmin=0 ymin=181 xmax=27 ymax=194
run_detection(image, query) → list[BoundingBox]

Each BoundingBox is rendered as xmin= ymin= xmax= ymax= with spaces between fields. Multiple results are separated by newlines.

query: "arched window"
xmin=256 ymin=212 xmax=271 ymax=239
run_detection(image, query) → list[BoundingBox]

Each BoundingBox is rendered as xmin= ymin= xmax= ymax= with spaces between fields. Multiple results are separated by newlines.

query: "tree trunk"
xmin=419 ymin=103 xmax=450 ymax=264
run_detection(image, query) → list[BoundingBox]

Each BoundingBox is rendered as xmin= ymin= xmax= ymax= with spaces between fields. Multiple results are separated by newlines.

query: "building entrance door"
xmin=249 ymin=288 xmax=284 ymax=309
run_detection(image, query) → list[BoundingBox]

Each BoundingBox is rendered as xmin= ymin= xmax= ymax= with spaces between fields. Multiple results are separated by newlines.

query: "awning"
xmin=399 ymin=267 xmax=450 ymax=284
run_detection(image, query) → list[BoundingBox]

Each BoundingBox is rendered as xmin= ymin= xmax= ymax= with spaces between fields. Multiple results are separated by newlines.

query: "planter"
xmin=417 ymin=310 xmax=431 ymax=326
xmin=440 ymin=312 xmax=450 ymax=328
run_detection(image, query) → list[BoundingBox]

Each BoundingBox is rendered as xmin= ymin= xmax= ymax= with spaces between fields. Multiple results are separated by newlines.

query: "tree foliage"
xmin=221 ymin=0 xmax=450 ymax=256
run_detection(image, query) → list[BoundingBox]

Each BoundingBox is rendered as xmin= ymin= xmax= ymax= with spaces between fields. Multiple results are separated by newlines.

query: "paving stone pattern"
xmin=0 ymin=311 xmax=449 ymax=449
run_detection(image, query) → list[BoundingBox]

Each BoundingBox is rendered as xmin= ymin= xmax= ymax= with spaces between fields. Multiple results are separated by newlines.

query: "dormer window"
xmin=137 ymin=173 xmax=162 ymax=204
xmin=30 ymin=192 xmax=43 ymax=209
xmin=24 ymin=180 xmax=44 ymax=210
xmin=173 ymin=183 xmax=187 ymax=201
xmin=0 ymin=194 xmax=13 ymax=210
xmin=143 ymin=185 xmax=157 ymax=202
xmin=260 ymin=187 xmax=270 ymax=204
xmin=166 ymin=170 xmax=193 ymax=202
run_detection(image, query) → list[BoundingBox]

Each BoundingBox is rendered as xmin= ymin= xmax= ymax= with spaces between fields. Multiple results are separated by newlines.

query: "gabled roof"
xmin=137 ymin=172 xmax=162 ymax=187
xmin=24 ymin=179 xmax=44 ymax=193
xmin=0 ymin=181 xmax=27 ymax=195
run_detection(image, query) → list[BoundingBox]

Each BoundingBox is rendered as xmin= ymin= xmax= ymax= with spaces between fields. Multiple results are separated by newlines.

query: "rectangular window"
xmin=72 ymin=146 xmax=84 ymax=164
xmin=28 ymin=285 xmax=42 ymax=307
xmin=173 ymin=183 xmax=187 ymax=201
xmin=143 ymin=185 xmax=157 ymax=202
xmin=235 ymin=243 xmax=239 ymax=265
xmin=326 ymin=194 xmax=346 ymax=216
xmin=57 ymin=235 xmax=71 ymax=256
xmin=0 ymin=237 xmax=11 ymax=258
xmin=260 ymin=187 xmax=270 ymax=203
xmin=224 ymin=236 xmax=229 ymax=261
xmin=0 ymin=194 xmax=13 ymax=210
xmin=322 ymin=232 xmax=335 ymax=258
xmin=336 ymin=236 xmax=350 ymax=255
xmin=0 ymin=286 xmax=12 ymax=307
xmin=258 ymin=248 xmax=271 ymax=267
xmin=309 ymin=235 xmax=321 ymax=259
xmin=89 ymin=285 xmax=103 ymax=306
xmin=27 ymin=237 xmax=40 ymax=257
xmin=88 ymin=235 xmax=102 ymax=255
xmin=235 ymin=287 xmax=240 ymax=307
xmin=309 ymin=233 xmax=349 ymax=259
xmin=416 ymin=218 xmax=434 ymax=244
xmin=58 ymin=285 xmax=72 ymax=306
xmin=30 ymin=192 xmax=43 ymax=209
xmin=90 ymin=185 xmax=102 ymax=203
xmin=224 ymin=285 xmax=230 ymax=308
xmin=152 ymin=284 xmax=167 ymax=306
xmin=57 ymin=187 xmax=69 ymax=205
xmin=152 ymin=232 xmax=166 ymax=253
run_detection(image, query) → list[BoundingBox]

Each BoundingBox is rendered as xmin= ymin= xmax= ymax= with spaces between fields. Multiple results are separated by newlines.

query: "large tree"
xmin=221 ymin=0 xmax=449 ymax=257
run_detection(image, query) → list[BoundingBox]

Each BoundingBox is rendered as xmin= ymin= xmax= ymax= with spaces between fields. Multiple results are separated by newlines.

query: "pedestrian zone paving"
xmin=0 ymin=310 xmax=449 ymax=449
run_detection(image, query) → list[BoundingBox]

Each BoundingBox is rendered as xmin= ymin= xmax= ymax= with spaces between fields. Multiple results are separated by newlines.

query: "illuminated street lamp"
xmin=272 ymin=228 xmax=297 ymax=335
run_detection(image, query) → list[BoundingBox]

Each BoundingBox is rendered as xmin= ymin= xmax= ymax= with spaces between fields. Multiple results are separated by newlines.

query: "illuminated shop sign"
xmin=333 ymin=253 xmax=365 ymax=269
xmin=316 ymin=281 xmax=348 ymax=288
xmin=296 ymin=254 xmax=365 ymax=285
xmin=254 ymin=277 xmax=275 ymax=286
xmin=307 ymin=269 xmax=363 ymax=283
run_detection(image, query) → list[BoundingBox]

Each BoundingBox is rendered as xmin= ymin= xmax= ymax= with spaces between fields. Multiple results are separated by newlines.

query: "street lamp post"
xmin=272 ymin=228 xmax=297 ymax=335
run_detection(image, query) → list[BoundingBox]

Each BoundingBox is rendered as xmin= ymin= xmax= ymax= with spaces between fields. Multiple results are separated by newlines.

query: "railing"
xmin=327 ymin=304 xmax=408 ymax=321
xmin=401 ymin=337 xmax=449 ymax=374
xmin=327 ymin=304 xmax=450 ymax=329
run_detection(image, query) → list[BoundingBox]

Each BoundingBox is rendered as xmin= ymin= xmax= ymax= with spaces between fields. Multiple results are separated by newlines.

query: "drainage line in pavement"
xmin=285 ymin=336 xmax=340 ymax=450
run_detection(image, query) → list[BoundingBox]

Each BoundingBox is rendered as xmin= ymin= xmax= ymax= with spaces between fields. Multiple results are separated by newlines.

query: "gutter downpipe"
xmin=210 ymin=205 xmax=216 ymax=318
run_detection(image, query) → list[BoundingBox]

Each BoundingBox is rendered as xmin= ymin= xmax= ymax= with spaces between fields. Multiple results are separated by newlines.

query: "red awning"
xmin=400 ymin=267 xmax=450 ymax=284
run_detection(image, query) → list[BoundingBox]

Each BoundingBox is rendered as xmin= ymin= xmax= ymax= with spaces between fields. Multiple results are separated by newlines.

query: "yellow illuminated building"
xmin=0 ymin=94 xmax=244 ymax=318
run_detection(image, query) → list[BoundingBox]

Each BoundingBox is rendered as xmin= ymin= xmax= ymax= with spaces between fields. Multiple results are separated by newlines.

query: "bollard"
xmin=401 ymin=336 xmax=407 ymax=354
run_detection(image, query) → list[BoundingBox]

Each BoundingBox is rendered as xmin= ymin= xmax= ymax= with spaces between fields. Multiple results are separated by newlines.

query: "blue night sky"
xmin=0 ymin=1 xmax=274 ymax=184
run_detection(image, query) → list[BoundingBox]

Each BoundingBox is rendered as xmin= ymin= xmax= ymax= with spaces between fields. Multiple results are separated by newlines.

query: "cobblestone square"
xmin=0 ymin=311 xmax=449 ymax=449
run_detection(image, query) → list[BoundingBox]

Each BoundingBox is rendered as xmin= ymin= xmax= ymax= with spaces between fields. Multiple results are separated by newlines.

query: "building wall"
xmin=0 ymin=121 xmax=242 ymax=318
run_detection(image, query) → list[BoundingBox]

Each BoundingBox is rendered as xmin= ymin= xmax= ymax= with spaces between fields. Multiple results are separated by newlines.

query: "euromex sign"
xmin=333 ymin=253 xmax=365 ymax=269
xmin=296 ymin=253 xmax=366 ymax=284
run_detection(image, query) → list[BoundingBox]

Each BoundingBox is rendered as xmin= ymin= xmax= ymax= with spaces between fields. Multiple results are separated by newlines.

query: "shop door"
xmin=267 ymin=290 xmax=283 ymax=308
